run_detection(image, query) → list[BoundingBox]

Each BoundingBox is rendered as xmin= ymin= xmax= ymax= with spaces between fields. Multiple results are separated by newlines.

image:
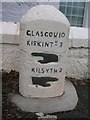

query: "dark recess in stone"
xmin=31 ymin=52 xmax=58 ymax=64
xmin=32 ymin=77 xmax=58 ymax=87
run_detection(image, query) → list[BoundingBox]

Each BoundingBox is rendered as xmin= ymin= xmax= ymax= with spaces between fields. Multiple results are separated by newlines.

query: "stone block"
xmin=11 ymin=80 xmax=78 ymax=113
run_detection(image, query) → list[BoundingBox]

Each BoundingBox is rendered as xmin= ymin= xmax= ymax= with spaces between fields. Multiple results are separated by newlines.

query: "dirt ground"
xmin=1 ymin=70 xmax=90 ymax=119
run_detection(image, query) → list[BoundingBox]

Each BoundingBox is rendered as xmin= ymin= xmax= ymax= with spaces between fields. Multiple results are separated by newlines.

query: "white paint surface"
xmin=0 ymin=22 xmax=19 ymax=35
xmin=72 ymin=27 xmax=88 ymax=48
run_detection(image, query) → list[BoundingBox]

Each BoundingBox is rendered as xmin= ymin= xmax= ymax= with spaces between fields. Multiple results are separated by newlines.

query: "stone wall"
xmin=0 ymin=22 xmax=88 ymax=80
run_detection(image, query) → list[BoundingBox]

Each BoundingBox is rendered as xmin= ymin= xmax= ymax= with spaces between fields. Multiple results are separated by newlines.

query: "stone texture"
xmin=66 ymin=57 xmax=88 ymax=80
xmin=20 ymin=5 xmax=69 ymax=26
xmin=19 ymin=5 xmax=70 ymax=98
xmin=1 ymin=44 xmax=19 ymax=72
xmin=0 ymin=45 xmax=88 ymax=80
xmin=11 ymin=80 xmax=78 ymax=113
xmin=68 ymin=49 xmax=88 ymax=58
xmin=66 ymin=48 xmax=88 ymax=79
xmin=0 ymin=22 xmax=88 ymax=79
xmin=0 ymin=72 xmax=2 ymax=120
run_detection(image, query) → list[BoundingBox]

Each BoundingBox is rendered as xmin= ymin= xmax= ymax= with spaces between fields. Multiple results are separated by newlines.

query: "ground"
xmin=1 ymin=70 xmax=89 ymax=119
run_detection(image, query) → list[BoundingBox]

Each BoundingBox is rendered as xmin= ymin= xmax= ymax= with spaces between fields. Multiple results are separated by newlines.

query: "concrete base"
xmin=11 ymin=80 xmax=78 ymax=113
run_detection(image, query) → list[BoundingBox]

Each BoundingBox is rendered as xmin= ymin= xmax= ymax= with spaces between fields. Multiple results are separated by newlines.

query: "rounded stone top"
xmin=20 ymin=5 xmax=70 ymax=27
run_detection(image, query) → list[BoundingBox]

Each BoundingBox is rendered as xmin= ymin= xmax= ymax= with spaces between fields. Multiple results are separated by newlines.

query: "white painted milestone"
xmin=19 ymin=5 xmax=70 ymax=98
